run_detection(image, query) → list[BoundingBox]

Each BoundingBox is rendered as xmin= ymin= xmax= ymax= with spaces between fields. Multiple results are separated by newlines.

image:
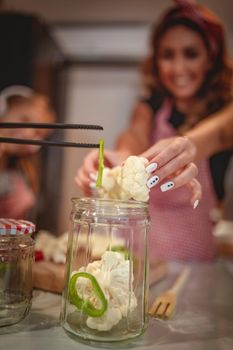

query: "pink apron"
xmin=149 ymin=100 xmax=217 ymax=261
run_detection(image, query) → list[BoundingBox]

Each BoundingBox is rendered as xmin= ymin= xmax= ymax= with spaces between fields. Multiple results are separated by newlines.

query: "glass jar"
xmin=0 ymin=219 xmax=35 ymax=326
xmin=61 ymin=198 xmax=150 ymax=342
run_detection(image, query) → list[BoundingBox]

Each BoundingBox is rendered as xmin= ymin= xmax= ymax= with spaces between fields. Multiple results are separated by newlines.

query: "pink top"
xmin=149 ymin=100 xmax=217 ymax=261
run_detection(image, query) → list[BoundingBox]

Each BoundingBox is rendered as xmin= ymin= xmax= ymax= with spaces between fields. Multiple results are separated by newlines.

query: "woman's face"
xmin=156 ymin=25 xmax=211 ymax=102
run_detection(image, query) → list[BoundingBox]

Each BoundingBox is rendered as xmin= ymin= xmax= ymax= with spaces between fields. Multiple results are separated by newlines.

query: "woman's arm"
xmin=186 ymin=102 xmax=233 ymax=160
xmin=139 ymin=102 xmax=233 ymax=206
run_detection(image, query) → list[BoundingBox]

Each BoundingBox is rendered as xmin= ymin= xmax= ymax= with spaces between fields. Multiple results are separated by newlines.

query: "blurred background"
xmin=1 ymin=0 xmax=232 ymax=234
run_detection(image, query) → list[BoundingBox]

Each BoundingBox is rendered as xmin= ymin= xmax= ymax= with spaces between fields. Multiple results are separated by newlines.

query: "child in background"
xmin=0 ymin=86 xmax=55 ymax=219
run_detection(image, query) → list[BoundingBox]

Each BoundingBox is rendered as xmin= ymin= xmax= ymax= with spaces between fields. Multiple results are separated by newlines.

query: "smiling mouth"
xmin=172 ymin=77 xmax=193 ymax=87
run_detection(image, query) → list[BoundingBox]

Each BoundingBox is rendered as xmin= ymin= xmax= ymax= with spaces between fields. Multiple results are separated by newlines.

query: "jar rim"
xmin=71 ymin=197 xmax=148 ymax=210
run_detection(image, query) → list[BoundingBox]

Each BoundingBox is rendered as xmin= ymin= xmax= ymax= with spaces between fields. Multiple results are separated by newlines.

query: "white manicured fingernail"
xmin=193 ymin=199 xmax=199 ymax=209
xmin=89 ymin=182 xmax=96 ymax=189
xmin=147 ymin=175 xmax=159 ymax=189
xmin=89 ymin=172 xmax=97 ymax=181
xmin=145 ymin=162 xmax=158 ymax=174
xmin=160 ymin=181 xmax=174 ymax=192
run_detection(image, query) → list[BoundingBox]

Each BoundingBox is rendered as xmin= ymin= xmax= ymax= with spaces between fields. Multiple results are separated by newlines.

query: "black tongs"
xmin=0 ymin=122 xmax=103 ymax=148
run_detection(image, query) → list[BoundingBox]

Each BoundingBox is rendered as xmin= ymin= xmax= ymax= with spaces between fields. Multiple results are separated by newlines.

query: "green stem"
xmin=96 ymin=139 xmax=104 ymax=188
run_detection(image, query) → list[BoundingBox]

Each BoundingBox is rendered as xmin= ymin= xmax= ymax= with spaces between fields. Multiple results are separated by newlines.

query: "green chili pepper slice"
xmin=96 ymin=139 xmax=104 ymax=188
xmin=69 ymin=271 xmax=108 ymax=317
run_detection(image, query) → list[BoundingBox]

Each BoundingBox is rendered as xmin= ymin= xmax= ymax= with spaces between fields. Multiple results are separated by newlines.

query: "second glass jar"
xmin=0 ymin=219 xmax=35 ymax=327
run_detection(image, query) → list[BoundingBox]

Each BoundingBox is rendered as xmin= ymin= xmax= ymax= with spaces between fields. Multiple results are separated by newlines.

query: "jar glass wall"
xmin=0 ymin=219 xmax=35 ymax=327
xmin=61 ymin=198 xmax=150 ymax=342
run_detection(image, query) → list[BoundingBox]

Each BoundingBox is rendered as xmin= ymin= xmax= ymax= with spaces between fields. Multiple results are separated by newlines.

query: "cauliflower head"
xmin=97 ymin=156 xmax=150 ymax=202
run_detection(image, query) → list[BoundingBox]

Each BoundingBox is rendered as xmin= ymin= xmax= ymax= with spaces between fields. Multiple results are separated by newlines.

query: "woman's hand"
xmin=75 ymin=149 xmax=128 ymax=196
xmin=141 ymin=136 xmax=201 ymax=208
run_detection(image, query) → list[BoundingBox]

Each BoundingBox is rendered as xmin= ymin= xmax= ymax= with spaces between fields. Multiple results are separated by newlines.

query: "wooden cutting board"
xmin=33 ymin=260 xmax=168 ymax=294
xmin=33 ymin=261 xmax=65 ymax=294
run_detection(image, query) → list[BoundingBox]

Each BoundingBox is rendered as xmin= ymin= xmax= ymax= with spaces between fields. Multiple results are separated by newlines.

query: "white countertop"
xmin=0 ymin=260 xmax=233 ymax=350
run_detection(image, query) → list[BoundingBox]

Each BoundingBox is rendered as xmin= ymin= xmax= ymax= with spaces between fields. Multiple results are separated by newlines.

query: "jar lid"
xmin=0 ymin=218 xmax=35 ymax=236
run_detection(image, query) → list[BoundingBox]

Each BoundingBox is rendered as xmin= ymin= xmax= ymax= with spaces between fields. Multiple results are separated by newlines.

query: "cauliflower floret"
xmin=98 ymin=166 xmax=128 ymax=200
xmin=100 ymin=168 xmax=116 ymax=193
xmin=120 ymin=156 xmax=149 ymax=201
xmin=35 ymin=230 xmax=68 ymax=264
xmin=87 ymin=305 xmax=122 ymax=331
xmin=101 ymin=250 xmax=124 ymax=269
xmin=97 ymin=156 xmax=150 ymax=202
xmin=35 ymin=230 xmax=125 ymax=264
xmin=109 ymin=287 xmax=137 ymax=317
xmin=72 ymin=251 xmax=137 ymax=331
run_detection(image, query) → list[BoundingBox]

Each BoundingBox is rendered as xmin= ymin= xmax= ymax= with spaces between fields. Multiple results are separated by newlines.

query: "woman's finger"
xmin=89 ymin=172 xmax=98 ymax=181
xmin=141 ymin=138 xmax=172 ymax=160
xmin=148 ymin=162 xmax=201 ymax=208
xmin=75 ymin=167 xmax=89 ymax=186
xmin=146 ymin=151 xmax=198 ymax=189
xmin=152 ymin=162 xmax=197 ymax=193
xmin=83 ymin=149 xmax=99 ymax=174
xmin=154 ymin=137 xmax=195 ymax=167
xmin=74 ymin=167 xmax=92 ymax=195
xmin=159 ymin=162 xmax=198 ymax=191
xmin=143 ymin=137 xmax=197 ymax=175
xmin=187 ymin=178 xmax=202 ymax=208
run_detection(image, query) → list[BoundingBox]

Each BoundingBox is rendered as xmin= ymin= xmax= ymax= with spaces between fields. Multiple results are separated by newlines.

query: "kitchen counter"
xmin=0 ymin=260 xmax=233 ymax=350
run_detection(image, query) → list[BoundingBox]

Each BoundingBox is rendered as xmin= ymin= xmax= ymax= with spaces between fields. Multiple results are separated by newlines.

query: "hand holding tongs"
xmin=0 ymin=122 xmax=103 ymax=148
